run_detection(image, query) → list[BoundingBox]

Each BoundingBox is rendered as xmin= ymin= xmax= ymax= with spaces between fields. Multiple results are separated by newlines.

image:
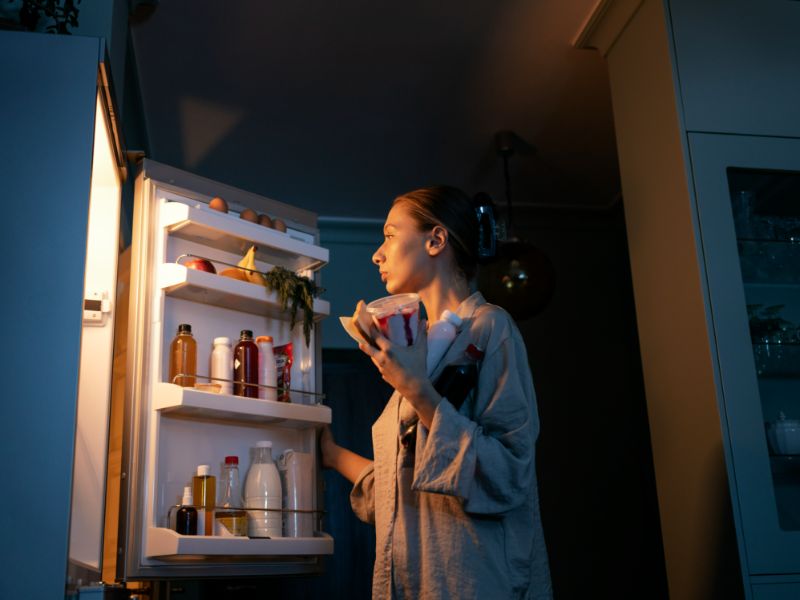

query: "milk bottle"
xmin=244 ymin=441 xmax=283 ymax=538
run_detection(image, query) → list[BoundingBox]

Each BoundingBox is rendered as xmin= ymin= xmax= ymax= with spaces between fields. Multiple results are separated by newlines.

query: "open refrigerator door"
xmin=115 ymin=160 xmax=332 ymax=580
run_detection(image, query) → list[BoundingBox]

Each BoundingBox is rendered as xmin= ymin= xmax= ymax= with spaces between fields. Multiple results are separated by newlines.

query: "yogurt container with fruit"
xmin=366 ymin=293 xmax=420 ymax=346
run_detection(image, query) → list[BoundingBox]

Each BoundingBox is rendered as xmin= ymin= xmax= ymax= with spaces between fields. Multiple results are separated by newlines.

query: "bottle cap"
xmin=182 ymin=486 xmax=193 ymax=505
xmin=213 ymin=336 xmax=230 ymax=346
xmin=441 ymin=310 xmax=463 ymax=327
xmin=255 ymin=440 xmax=272 ymax=448
xmin=224 ymin=455 xmax=238 ymax=465
xmin=240 ymin=330 xmax=253 ymax=339
xmin=256 ymin=335 xmax=274 ymax=344
xmin=197 ymin=464 xmax=211 ymax=476
xmin=178 ymin=323 xmax=192 ymax=334
xmin=465 ymin=344 xmax=485 ymax=361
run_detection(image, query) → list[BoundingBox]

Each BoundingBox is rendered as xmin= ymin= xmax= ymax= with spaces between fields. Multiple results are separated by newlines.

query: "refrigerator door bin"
xmin=145 ymin=528 xmax=333 ymax=559
xmin=160 ymin=201 xmax=328 ymax=272
xmin=154 ymin=383 xmax=331 ymax=427
xmin=158 ymin=263 xmax=330 ymax=319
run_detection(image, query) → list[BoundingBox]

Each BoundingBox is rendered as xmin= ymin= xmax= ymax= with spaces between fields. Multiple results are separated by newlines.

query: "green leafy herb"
xmin=261 ymin=266 xmax=324 ymax=346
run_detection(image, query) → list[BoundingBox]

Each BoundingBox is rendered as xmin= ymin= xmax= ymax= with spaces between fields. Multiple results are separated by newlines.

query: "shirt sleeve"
xmin=349 ymin=461 xmax=377 ymax=524
xmin=411 ymin=325 xmax=538 ymax=515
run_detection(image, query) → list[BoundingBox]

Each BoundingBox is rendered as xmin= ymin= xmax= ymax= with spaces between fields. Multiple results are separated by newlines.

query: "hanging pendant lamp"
xmin=477 ymin=131 xmax=556 ymax=320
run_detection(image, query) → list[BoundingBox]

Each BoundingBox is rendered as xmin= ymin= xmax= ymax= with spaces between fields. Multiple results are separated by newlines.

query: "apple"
xmin=184 ymin=258 xmax=216 ymax=274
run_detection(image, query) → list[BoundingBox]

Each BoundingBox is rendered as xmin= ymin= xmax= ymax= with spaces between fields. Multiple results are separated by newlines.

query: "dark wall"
xmin=515 ymin=205 xmax=668 ymax=598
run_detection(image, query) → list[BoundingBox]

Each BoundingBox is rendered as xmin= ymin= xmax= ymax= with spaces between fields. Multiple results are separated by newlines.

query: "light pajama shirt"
xmin=350 ymin=292 xmax=553 ymax=599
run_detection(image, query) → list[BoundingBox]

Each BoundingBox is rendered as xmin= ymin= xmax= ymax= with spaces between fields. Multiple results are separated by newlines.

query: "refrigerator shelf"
xmin=161 ymin=202 xmax=328 ymax=273
xmin=159 ymin=263 xmax=330 ymax=320
xmin=154 ymin=383 xmax=332 ymax=428
xmin=145 ymin=527 xmax=334 ymax=559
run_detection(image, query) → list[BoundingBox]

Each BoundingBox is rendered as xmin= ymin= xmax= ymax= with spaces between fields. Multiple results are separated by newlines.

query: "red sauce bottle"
xmin=233 ymin=329 xmax=258 ymax=398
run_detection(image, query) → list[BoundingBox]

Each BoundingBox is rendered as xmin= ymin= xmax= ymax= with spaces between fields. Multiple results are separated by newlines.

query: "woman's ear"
xmin=427 ymin=225 xmax=448 ymax=256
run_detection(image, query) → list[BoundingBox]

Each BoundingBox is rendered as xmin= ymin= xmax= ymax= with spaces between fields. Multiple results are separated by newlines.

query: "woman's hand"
xmin=319 ymin=425 xmax=338 ymax=469
xmin=359 ymin=318 xmax=442 ymax=427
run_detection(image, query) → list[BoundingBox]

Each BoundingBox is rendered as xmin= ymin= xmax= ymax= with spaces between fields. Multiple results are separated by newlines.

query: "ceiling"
xmin=130 ymin=0 xmax=619 ymax=219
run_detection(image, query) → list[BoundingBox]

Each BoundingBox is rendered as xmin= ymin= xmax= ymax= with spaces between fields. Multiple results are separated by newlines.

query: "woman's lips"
xmin=380 ymin=272 xmax=388 ymax=282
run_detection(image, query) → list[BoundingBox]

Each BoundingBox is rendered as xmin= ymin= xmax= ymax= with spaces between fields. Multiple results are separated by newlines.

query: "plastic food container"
xmin=767 ymin=412 xmax=800 ymax=455
xmin=366 ymin=293 xmax=420 ymax=346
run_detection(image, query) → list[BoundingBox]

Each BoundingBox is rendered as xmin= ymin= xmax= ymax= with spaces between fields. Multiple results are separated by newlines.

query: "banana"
xmin=238 ymin=245 xmax=264 ymax=285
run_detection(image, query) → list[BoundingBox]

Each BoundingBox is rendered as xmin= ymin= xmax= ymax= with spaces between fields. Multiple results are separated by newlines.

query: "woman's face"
xmin=372 ymin=203 xmax=432 ymax=294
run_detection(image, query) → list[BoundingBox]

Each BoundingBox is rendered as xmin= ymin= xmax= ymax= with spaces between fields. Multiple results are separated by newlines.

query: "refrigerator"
xmin=0 ymin=30 xmax=333 ymax=598
xmin=113 ymin=159 xmax=333 ymax=581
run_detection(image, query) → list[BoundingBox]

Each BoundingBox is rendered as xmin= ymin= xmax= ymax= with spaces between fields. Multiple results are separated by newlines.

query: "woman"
xmin=321 ymin=186 xmax=552 ymax=599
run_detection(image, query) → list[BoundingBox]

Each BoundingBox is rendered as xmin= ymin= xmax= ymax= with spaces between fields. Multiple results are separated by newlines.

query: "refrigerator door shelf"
xmin=159 ymin=263 xmax=331 ymax=319
xmin=161 ymin=201 xmax=328 ymax=273
xmin=154 ymin=382 xmax=331 ymax=428
xmin=146 ymin=527 xmax=334 ymax=559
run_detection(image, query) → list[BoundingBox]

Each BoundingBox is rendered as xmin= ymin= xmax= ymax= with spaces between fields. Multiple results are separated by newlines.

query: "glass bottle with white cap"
xmin=243 ymin=441 xmax=283 ymax=538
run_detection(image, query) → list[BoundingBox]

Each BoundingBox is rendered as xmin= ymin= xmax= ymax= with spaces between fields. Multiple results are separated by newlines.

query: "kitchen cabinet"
xmin=690 ymin=133 xmax=800 ymax=575
xmin=576 ymin=0 xmax=800 ymax=596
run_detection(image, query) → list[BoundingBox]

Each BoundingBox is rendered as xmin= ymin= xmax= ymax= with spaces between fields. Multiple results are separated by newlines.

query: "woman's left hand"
xmin=359 ymin=318 xmax=435 ymax=404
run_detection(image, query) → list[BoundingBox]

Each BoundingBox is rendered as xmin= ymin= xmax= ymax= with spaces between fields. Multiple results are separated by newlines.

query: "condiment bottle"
xmin=192 ymin=464 xmax=216 ymax=536
xmin=426 ymin=309 xmax=463 ymax=374
xmin=169 ymin=323 xmax=197 ymax=387
xmin=211 ymin=337 xmax=233 ymax=395
xmin=244 ymin=441 xmax=283 ymax=538
xmin=256 ymin=335 xmax=277 ymax=402
xmin=233 ymin=330 xmax=258 ymax=398
xmin=215 ymin=456 xmax=247 ymax=536
xmin=175 ymin=486 xmax=197 ymax=535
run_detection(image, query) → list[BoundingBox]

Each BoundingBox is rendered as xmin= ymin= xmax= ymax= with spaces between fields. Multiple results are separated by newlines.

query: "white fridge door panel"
xmin=121 ymin=162 xmax=331 ymax=580
xmin=69 ymin=91 xmax=123 ymax=571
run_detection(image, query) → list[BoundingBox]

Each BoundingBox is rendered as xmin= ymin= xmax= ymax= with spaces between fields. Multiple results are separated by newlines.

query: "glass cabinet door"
xmin=690 ymin=133 xmax=800 ymax=575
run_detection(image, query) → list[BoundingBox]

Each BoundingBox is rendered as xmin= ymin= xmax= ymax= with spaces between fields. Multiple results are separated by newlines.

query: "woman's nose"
xmin=372 ymin=245 xmax=384 ymax=265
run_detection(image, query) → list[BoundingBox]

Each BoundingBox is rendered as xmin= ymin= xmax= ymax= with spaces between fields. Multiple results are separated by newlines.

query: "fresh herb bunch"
xmin=261 ymin=266 xmax=324 ymax=346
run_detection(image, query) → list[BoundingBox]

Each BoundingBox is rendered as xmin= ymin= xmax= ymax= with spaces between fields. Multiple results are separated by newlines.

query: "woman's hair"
xmin=393 ymin=185 xmax=479 ymax=280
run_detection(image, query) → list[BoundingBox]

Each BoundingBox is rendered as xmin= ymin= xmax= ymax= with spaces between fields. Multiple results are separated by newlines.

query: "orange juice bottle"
xmin=169 ymin=323 xmax=197 ymax=387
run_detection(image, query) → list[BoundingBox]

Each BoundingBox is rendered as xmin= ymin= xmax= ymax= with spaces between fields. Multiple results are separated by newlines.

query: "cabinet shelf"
xmin=159 ymin=263 xmax=330 ymax=319
xmin=154 ymin=383 xmax=331 ymax=428
xmin=161 ymin=202 xmax=328 ymax=273
xmin=146 ymin=527 xmax=333 ymax=559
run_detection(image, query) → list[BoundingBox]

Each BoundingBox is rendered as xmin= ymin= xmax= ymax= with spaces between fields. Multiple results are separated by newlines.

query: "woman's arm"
xmin=320 ymin=426 xmax=373 ymax=484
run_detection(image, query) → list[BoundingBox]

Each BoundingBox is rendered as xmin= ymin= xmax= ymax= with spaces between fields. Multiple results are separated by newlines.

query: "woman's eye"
xmin=384 ymin=234 xmax=393 ymax=240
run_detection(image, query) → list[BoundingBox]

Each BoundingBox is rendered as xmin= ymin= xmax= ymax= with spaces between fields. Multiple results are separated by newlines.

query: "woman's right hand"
xmin=319 ymin=425 xmax=338 ymax=469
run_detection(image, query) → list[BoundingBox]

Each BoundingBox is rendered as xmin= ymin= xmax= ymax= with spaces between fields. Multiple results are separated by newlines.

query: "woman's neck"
xmin=418 ymin=274 xmax=471 ymax=325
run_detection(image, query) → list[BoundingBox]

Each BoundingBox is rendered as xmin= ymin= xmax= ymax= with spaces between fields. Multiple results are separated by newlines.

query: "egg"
xmin=273 ymin=218 xmax=287 ymax=232
xmin=209 ymin=196 xmax=228 ymax=213
xmin=258 ymin=213 xmax=273 ymax=228
xmin=239 ymin=208 xmax=258 ymax=223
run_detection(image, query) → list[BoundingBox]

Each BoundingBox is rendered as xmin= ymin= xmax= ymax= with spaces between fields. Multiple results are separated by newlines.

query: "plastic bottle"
xmin=433 ymin=343 xmax=484 ymax=411
xmin=215 ymin=456 xmax=247 ymax=536
xmin=278 ymin=449 xmax=314 ymax=537
xmin=426 ymin=309 xmax=463 ymax=374
xmin=169 ymin=323 xmax=197 ymax=387
xmin=211 ymin=337 xmax=233 ymax=395
xmin=256 ymin=335 xmax=278 ymax=402
xmin=192 ymin=464 xmax=216 ymax=536
xmin=175 ymin=486 xmax=197 ymax=535
xmin=244 ymin=441 xmax=283 ymax=538
xmin=233 ymin=330 xmax=258 ymax=398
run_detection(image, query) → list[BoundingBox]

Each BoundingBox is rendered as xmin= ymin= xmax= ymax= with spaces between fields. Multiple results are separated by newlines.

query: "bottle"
xmin=215 ymin=456 xmax=247 ymax=536
xmin=244 ymin=441 xmax=283 ymax=538
xmin=192 ymin=464 xmax=216 ymax=536
xmin=169 ymin=323 xmax=197 ymax=387
xmin=211 ymin=337 xmax=233 ymax=395
xmin=256 ymin=335 xmax=278 ymax=402
xmin=433 ymin=343 xmax=484 ymax=411
xmin=175 ymin=486 xmax=197 ymax=535
xmin=233 ymin=330 xmax=259 ymax=398
xmin=426 ymin=309 xmax=463 ymax=374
